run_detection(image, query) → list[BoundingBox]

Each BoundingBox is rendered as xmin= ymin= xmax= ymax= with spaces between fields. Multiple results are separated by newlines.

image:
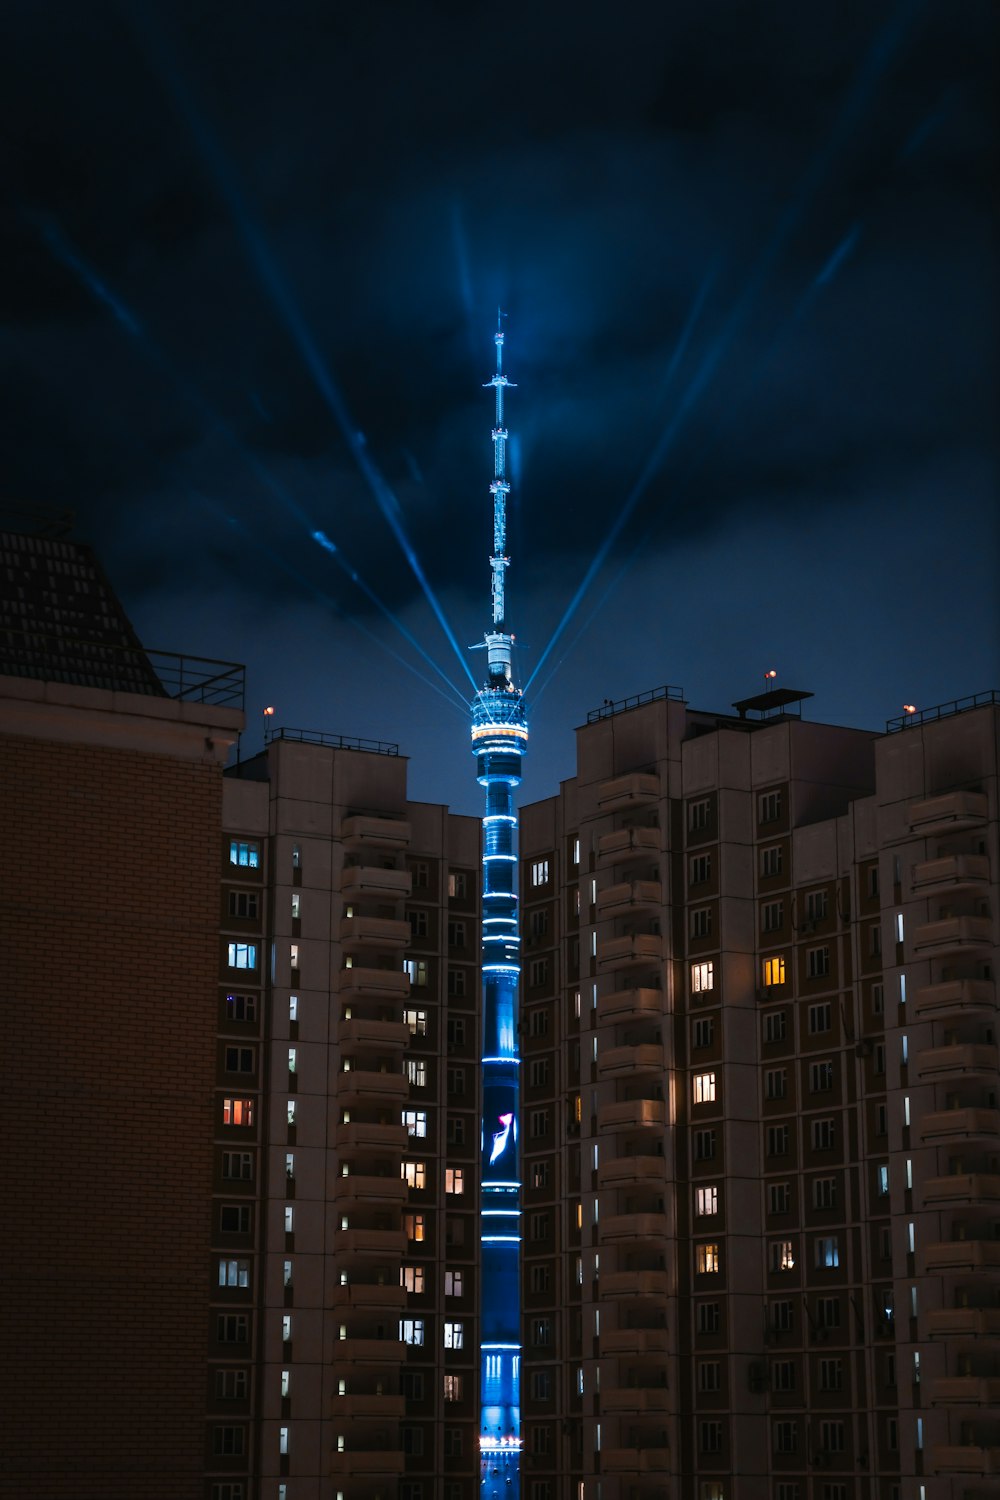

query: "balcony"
xmin=332 ymin=1393 xmax=406 ymax=1419
xmin=341 ymin=865 xmax=412 ymax=899
xmin=923 ymin=1174 xmax=1000 ymax=1208
xmin=602 ymin=1213 xmax=669 ymax=1244
xmin=341 ymin=814 xmax=411 ymax=850
xmin=922 ymin=1240 xmax=1000 ymax=1275
xmin=336 ymin=1070 xmax=409 ymax=1108
xmin=596 ymin=987 xmax=667 ymax=1026
xmin=601 ymin=1268 xmax=670 ymax=1297
xmin=597 ymin=1100 xmax=666 ymax=1133
xmin=333 ymin=1336 xmax=405 ymax=1364
xmin=601 ymin=1327 xmax=669 ymax=1357
xmin=914 ymin=979 xmax=997 ymax=1021
xmin=597 ymin=1156 xmax=668 ymax=1191
xmin=926 ymin=1307 xmax=1000 ymax=1339
xmin=912 ymin=916 xmax=994 ymax=957
xmin=912 ymin=854 xmax=991 ymax=897
xmin=340 ymin=915 xmax=412 ymax=950
xmin=331 ymin=1281 xmax=406 ymax=1310
xmin=596 ymin=881 xmax=663 ymax=918
xmin=597 ymin=827 xmax=661 ymax=866
xmin=920 ymin=1108 xmax=1000 ymax=1146
xmin=336 ymin=1120 xmax=408 ymax=1153
xmin=597 ymin=933 xmax=663 ymax=971
xmin=927 ymin=1445 xmax=1000 ymax=1476
xmin=597 ymin=772 xmax=661 ymax=813
xmin=336 ymin=1227 xmax=408 ymax=1258
xmin=916 ymin=1043 xmax=999 ymax=1082
xmin=597 ymin=1044 xmax=665 ymax=1082
xmin=600 ymin=1388 xmax=670 ymax=1414
xmin=600 ymin=1447 xmax=670 ymax=1473
xmin=340 ymin=966 xmax=410 ymax=1000
xmin=338 ymin=1016 xmax=409 ymax=1050
xmin=333 ymin=1173 xmax=408 ymax=1207
xmin=329 ymin=1450 xmax=406 ymax=1476
xmin=908 ymin=790 xmax=989 ymax=836
xmin=928 ymin=1376 xmax=1000 ymax=1405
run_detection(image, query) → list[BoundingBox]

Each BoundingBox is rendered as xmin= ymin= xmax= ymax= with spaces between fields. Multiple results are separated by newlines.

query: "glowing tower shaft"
xmin=473 ymin=320 xmax=527 ymax=1498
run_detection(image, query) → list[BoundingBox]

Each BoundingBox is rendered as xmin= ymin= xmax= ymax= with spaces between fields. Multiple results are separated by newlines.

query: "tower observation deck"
xmin=472 ymin=318 xmax=526 ymax=1499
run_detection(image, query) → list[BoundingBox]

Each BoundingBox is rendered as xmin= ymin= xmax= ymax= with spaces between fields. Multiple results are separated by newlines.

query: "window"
xmin=809 ymin=1060 xmax=834 ymax=1093
xmin=402 ymin=1427 xmax=425 ymax=1457
xmin=529 ymin=1211 xmax=550 ymax=1240
xmin=527 ymin=1008 xmax=550 ymax=1038
xmin=531 ymin=860 xmax=550 ymax=886
xmin=222 ymin=1152 xmax=254 ymax=1180
xmin=690 ymin=853 xmax=712 ymax=885
xmin=225 ymin=993 xmax=257 ymax=1022
xmin=812 ymin=1175 xmax=837 ymax=1209
xmin=770 ymin=1240 xmax=795 ymax=1272
xmin=774 ymin=1420 xmax=797 ymax=1454
xmin=283 ymin=1205 xmax=294 ymax=1234
xmin=759 ymin=790 xmax=782 ymax=823
xmin=447 ymin=1016 xmax=467 ymax=1048
xmin=447 ymin=919 xmax=466 ymax=947
xmin=528 ymin=1058 xmax=550 ymax=1089
xmin=762 ymin=900 xmax=783 ymax=932
xmin=228 ymin=891 xmax=259 ymax=919
xmin=768 ymin=1182 xmax=790 ymax=1214
xmin=529 ymin=909 xmax=548 ymax=940
xmin=688 ymin=797 xmax=711 ymax=832
xmin=404 ymin=1213 xmax=426 ymax=1243
xmin=286 ymin=1048 xmax=296 ymax=1075
xmin=817 ymin=1296 xmax=840 ymax=1329
xmin=764 ymin=1010 xmax=787 ymax=1043
xmin=403 ymin=1008 xmax=428 ymax=1036
xmin=407 ymin=909 xmax=428 ymax=938
xmin=278 ymin=1427 xmax=289 ymax=1455
xmin=807 ymin=1004 xmax=832 ymax=1037
xmin=402 ymin=1160 xmax=426 ymax=1190
xmin=290 ymin=893 xmax=300 ymax=920
xmin=696 ymin=1301 xmax=721 ymax=1334
xmin=807 ymin=946 xmax=831 ymax=979
xmin=772 ymin=1360 xmax=796 ymax=1391
xmin=215 ymin=1368 xmax=249 ymax=1400
xmin=694 ymin=1129 xmax=716 ymax=1161
xmin=445 ymin=1167 xmax=464 ymax=1195
xmin=807 ymin=889 xmax=829 ymax=922
xmin=444 ymin=1321 xmax=464 ymax=1349
xmin=443 ymin=1375 xmax=463 ymax=1403
xmin=287 ymin=1101 xmax=296 ymax=1126
xmin=404 ymin=959 xmax=429 ymax=987
xmin=220 ymin=1205 xmax=251 ymax=1234
xmin=867 ymin=864 xmax=880 ymax=898
xmin=401 ymin=1266 xmax=425 ymax=1293
xmin=696 ymin=1242 xmax=720 ymax=1274
xmin=877 ymin=1164 xmax=889 ymax=1197
xmin=228 ymin=943 xmax=257 ymax=970
xmin=693 ymin=1017 xmax=714 ymax=1048
xmin=811 ymin=1118 xmax=835 ymax=1150
xmin=530 ymin=1161 xmax=549 ymax=1190
xmin=447 ymin=968 xmax=466 ymax=998
xmin=402 ymin=1371 xmax=424 ymax=1400
xmin=211 ymin=1485 xmax=246 ymax=1500
xmin=216 ymin=1314 xmax=249 ymax=1343
xmin=229 ymin=840 xmax=259 ymax=868
xmin=698 ymin=1360 xmax=721 ymax=1392
xmin=400 ymin=1319 xmax=425 ymax=1345
xmin=820 ymin=1420 xmax=845 ymax=1452
xmin=815 ymin=1236 xmax=839 ymax=1269
xmin=819 ymin=1358 xmax=843 ymax=1392
xmin=529 ymin=958 xmax=549 ymax=988
xmin=690 ymin=906 xmax=712 ymax=939
xmin=529 ymin=1369 xmax=552 ymax=1401
xmin=766 ymin=1125 xmax=789 ymax=1156
xmin=529 ymin=1108 xmax=551 ymax=1138
xmin=875 ymin=1103 xmax=887 ymax=1137
xmin=218 ymin=1258 xmax=250 ymax=1288
xmin=699 ymin=1420 xmax=723 ymax=1453
xmin=282 ymin=1315 xmax=292 ymax=1342
xmin=694 ymin=1072 xmax=716 ymax=1105
xmin=531 ymin=1318 xmax=552 ymax=1346
xmin=762 ymin=956 xmax=785 ymax=987
xmin=529 ymin=1263 xmax=551 ymax=1293
xmin=770 ymin=1299 xmax=793 ymax=1332
xmin=765 ymin=1068 xmax=787 ymax=1100
xmin=213 ymin=1426 xmax=246 ymax=1456
xmin=289 ymin=944 xmax=299 ymax=970
xmin=691 ymin=960 xmax=714 ymax=994
xmin=403 ymin=1110 xmax=428 ymax=1138
xmin=223 ymin=1098 xmax=254 ymax=1127
xmin=695 ymin=1185 xmax=719 ymax=1216
xmin=446 ymin=1116 xmax=465 ymax=1146
xmin=760 ymin=844 xmax=783 ymax=878
xmin=448 ymin=870 xmax=469 ymax=899
xmin=871 ymin=980 xmax=884 ymax=1015
xmin=406 ymin=1058 xmax=427 ymax=1088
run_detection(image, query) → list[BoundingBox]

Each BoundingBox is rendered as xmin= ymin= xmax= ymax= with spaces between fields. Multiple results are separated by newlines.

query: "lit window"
xmin=693 ymin=1072 xmax=716 ymax=1105
xmin=691 ymin=961 xmax=714 ymax=994
xmin=281 ymin=1315 xmax=292 ymax=1342
xmin=400 ymin=1319 xmax=425 ymax=1346
xmin=448 ymin=870 xmax=469 ymax=899
xmin=445 ymin=1168 xmax=464 ymax=1195
xmin=531 ymin=860 xmax=550 ymax=886
xmin=404 ymin=959 xmax=429 ymax=987
xmin=762 ymin=956 xmax=785 ymax=987
xmin=283 ymin=1260 xmax=292 ymax=1287
xmin=445 ymin=1269 xmax=463 ymax=1297
xmin=444 ymin=1321 xmax=464 ymax=1350
xmin=278 ymin=1426 xmax=289 ymax=1455
xmin=572 ymin=836 xmax=580 ymax=865
xmin=443 ymin=1374 xmax=463 ymax=1401
xmin=218 ymin=1258 xmax=250 ymax=1288
xmin=229 ymin=840 xmax=259 ymax=868
xmin=402 ymin=1160 xmax=426 ymax=1190
xmin=228 ymin=943 xmax=257 ymax=970
xmin=290 ymin=893 xmax=300 ymax=920
xmin=695 ymin=1185 xmax=718 ymax=1216
xmin=896 ymin=912 xmax=904 ymax=944
xmin=403 ymin=1008 xmax=427 ymax=1035
xmin=223 ymin=1098 xmax=254 ymax=1127
xmin=401 ymin=1265 xmax=425 ymax=1293
xmin=404 ymin=1214 xmax=426 ymax=1242
xmin=289 ymin=944 xmax=299 ymax=970
xmin=288 ymin=995 xmax=298 ymax=1021
xmin=287 ymin=1100 xmax=296 ymax=1126
xmin=287 ymin=1048 xmax=297 ymax=1074
xmin=406 ymin=1058 xmax=427 ymax=1088
xmin=696 ymin=1243 xmax=720 ymax=1275
xmin=403 ymin=1110 xmax=428 ymax=1138
xmin=770 ymin=1240 xmax=795 ymax=1272
xmin=815 ymin=1236 xmax=840 ymax=1268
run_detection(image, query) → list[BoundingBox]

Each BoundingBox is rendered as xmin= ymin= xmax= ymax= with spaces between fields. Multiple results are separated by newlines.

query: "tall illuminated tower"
xmin=472 ymin=317 xmax=526 ymax=1498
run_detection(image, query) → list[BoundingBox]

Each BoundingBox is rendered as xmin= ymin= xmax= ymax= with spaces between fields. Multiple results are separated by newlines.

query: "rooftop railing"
xmin=265 ymin=726 xmax=400 ymax=756
xmin=0 ymin=627 xmax=245 ymax=708
xmin=587 ymin=684 xmax=685 ymax=724
xmin=886 ymin=690 xmax=999 ymax=733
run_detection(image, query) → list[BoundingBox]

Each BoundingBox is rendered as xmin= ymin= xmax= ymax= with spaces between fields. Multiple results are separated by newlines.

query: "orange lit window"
xmin=762 ymin=956 xmax=786 ymax=988
xmin=223 ymin=1097 xmax=254 ymax=1127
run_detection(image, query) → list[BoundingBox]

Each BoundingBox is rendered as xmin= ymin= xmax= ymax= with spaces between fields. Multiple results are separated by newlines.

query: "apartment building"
xmin=211 ymin=730 xmax=481 ymax=1500
xmin=518 ymin=683 xmax=999 ymax=1500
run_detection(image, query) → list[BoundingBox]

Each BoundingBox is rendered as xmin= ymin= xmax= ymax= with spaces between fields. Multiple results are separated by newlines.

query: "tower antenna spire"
xmin=471 ymin=319 xmax=526 ymax=1496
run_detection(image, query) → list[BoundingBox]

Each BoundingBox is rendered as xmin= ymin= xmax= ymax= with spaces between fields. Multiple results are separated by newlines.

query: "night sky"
xmin=3 ymin=1 xmax=997 ymax=814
